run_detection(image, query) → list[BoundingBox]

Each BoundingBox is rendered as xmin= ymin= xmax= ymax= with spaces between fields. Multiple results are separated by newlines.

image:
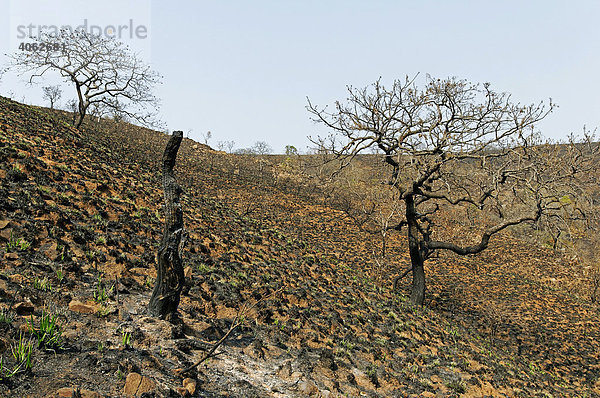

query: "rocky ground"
xmin=0 ymin=95 xmax=599 ymax=397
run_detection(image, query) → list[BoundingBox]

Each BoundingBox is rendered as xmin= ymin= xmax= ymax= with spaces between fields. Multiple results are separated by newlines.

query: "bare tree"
xmin=42 ymin=85 xmax=62 ymax=109
xmin=252 ymin=141 xmax=273 ymax=155
xmin=201 ymin=130 xmax=212 ymax=145
xmin=7 ymin=29 xmax=161 ymax=129
xmin=217 ymin=140 xmax=236 ymax=153
xmin=308 ymin=76 xmax=596 ymax=305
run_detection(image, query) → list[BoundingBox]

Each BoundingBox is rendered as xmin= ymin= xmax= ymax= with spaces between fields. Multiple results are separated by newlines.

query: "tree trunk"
xmin=406 ymin=195 xmax=425 ymax=305
xmin=149 ymin=131 xmax=185 ymax=320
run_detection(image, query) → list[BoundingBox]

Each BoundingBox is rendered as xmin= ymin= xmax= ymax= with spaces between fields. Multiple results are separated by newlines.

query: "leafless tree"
xmin=7 ymin=29 xmax=162 ymax=129
xmin=308 ymin=76 xmax=596 ymax=305
xmin=252 ymin=141 xmax=273 ymax=155
xmin=42 ymin=85 xmax=62 ymax=109
xmin=201 ymin=130 xmax=212 ymax=145
xmin=217 ymin=140 xmax=236 ymax=153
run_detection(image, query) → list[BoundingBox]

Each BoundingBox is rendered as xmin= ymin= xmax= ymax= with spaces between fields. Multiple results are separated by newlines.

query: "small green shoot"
xmin=29 ymin=311 xmax=63 ymax=349
xmin=0 ymin=308 xmax=14 ymax=325
xmin=5 ymin=231 xmax=30 ymax=252
xmin=33 ymin=277 xmax=53 ymax=292
xmin=1 ymin=332 xmax=34 ymax=379
xmin=93 ymin=276 xmax=114 ymax=304
xmin=55 ymin=267 xmax=64 ymax=283
xmin=121 ymin=331 xmax=132 ymax=349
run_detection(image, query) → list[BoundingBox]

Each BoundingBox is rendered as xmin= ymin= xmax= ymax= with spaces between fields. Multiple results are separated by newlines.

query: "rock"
xmin=183 ymin=378 xmax=196 ymax=395
xmin=57 ymin=387 xmax=102 ymax=398
xmin=57 ymin=387 xmax=76 ymax=397
xmin=175 ymin=387 xmax=189 ymax=396
xmin=298 ymin=380 xmax=319 ymax=396
xmin=123 ymin=372 xmax=156 ymax=396
xmin=8 ymin=274 xmax=25 ymax=284
xmin=68 ymin=300 xmax=97 ymax=314
xmin=41 ymin=241 xmax=60 ymax=261
xmin=184 ymin=266 xmax=192 ymax=279
xmin=0 ymin=220 xmax=10 ymax=229
xmin=4 ymin=252 xmax=18 ymax=261
xmin=0 ymin=228 xmax=12 ymax=241
xmin=420 ymin=392 xmax=436 ymax=398
xmin=13 ymin=300 xmax=34 ymax=315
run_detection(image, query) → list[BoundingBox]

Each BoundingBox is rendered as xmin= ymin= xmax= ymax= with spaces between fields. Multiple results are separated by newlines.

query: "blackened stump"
xmin=149 ymin=130 xmax=185 ymax=319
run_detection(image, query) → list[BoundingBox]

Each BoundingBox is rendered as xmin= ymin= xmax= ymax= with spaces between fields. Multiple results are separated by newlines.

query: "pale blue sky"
xmin=1 ymin=1 xmax=599 ymax=153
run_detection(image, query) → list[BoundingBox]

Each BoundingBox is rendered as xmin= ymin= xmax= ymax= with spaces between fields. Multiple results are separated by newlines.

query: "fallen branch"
xmin=177 ymin=287 xmax=283 ymax=375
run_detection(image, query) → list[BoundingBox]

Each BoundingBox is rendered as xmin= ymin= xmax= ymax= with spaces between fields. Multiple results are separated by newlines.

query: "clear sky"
xmin=1 ymin=0 xmax=599 ymax=153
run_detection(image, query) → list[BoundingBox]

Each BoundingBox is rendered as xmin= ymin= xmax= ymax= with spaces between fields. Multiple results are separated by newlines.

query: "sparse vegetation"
xmin=120 ymin=330 xmax=132 ymax=349
xmin=0 ymin=84 xmax=597 ymax=396
xmin=93 ymin=276 xmax=114 ymax=304
xmin=32 ymin=277 xmax=52 ymax=292
xmin=5 ymin=231 xmax=30 ymax=252
xmin=29 ymin=311 xmax=63 ymax=350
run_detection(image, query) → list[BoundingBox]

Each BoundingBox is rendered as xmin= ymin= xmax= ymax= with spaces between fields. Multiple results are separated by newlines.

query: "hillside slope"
xmin=0 ymin=96 xmax=599 ymax=397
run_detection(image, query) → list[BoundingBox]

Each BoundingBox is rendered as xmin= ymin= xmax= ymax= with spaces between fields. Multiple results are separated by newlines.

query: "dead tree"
xmin=149 ymin=131 xmax=185 ymax=319
xmin=7 ymin=29 xmax=161 ymax=129
xmin=42 ymin=85 xmax=62 ymax=109
xmin=308 ymin=76 xmax=596 ymax=305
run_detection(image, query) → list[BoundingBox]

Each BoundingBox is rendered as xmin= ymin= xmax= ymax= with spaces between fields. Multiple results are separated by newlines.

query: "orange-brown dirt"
xmin=0 ymin=96 xmax=599 ymax=397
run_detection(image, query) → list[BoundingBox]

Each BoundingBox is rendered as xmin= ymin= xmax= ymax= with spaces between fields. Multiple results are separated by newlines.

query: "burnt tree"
xmin=308 ymin=76 xmax=595 ymax=305
xmin=149 ymin=130 xmax=185 ymax=319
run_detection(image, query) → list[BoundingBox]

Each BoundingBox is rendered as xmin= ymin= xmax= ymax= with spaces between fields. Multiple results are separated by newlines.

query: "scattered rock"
xmin=56 ymin=387 xmax=102 ymax=398
xmin=68 ymin=300 xmax=97 ymax=314
xmin=123 ymin=372 xmax=156 ymax=396
xmin=183 ymin=378 xmax=196 ymax=395
xmin=0 ymin=228 xmax=12 ymax=241
xmin=8 ymin=274 xmax=25 ymax=284
xmin=4 ymin=252 xmax=18 ymax=261
xmin=298 ymin=380 xmax=319 ymax=396
xmin=13 ymin=300 xmax=34 ymax=315
xmin=184 ymin=266 xmax=193 ymax=279
xmin=41 ymin=241 xmax=60 ymax=261
xmin=0 ymin=220 xmax=10 ymax=229
xmin=175 ymin=386 xmax=189 ymax=396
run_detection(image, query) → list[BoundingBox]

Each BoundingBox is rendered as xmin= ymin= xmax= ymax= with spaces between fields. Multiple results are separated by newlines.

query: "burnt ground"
xmin=0 ymin=96 xmax=599 ymax=397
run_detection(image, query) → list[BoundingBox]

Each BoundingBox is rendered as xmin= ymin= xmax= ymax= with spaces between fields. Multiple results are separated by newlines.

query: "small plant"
xmin=93 ymin=214 xmax=108 ymax=227
xmin=37 ymin=185 xmax=51 ymax=195
xmin=57 ymin=192 xmax=70 ymax=205
xmin=29 ymin=311 xmax=63 ymax=349
xmin=121 ymin=330 xmax=132 ymax=349
xmin=144 ymin=276 xmax=155 ymax=289
xmin=273 ymin=319 xmax=286 ymax=331
xmin=197 ymin=263 xmax=213 ymax=274
xmin=366 ymin=364 xmax=378 ymax=379
xmin=116 ymin=367 xmax=125 ymax=380
xmin=5 ymin=231 xmax=31 ymax=252
xmin=93 ymin=276 xmax=114 ymax=304
xmin=0 ymin=308 xmax=14 ymax=325
xmin=95 ymin=236 xmax=107 ymax=245
xmin=97 ymin=342 xmax=105 ymax=353
xmin=2 ymin=332 xmax=34 ymax=378
xmin=340 ymin=339 xmax=354 ymax=351
xmin=96 ymin=305 xmax=110 ymax=318
xmin=33 ymin=277 xmax=53 ymax=292
xmin=55 ymin=267 xmax=65 ymax=283
xmin=446 ymin=379 xmax=466 ymax=394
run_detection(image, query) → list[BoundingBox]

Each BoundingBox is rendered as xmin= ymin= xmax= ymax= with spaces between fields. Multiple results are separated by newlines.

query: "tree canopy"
xmin=7 ymin=29 xmax=162 ymax=128
xmin=308 ymin=76 xmax=597 ymax=305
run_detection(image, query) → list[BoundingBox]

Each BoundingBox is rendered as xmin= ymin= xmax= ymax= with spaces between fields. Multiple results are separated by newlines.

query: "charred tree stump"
xmin=149 ymin=131 xmax=185 ymax=319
